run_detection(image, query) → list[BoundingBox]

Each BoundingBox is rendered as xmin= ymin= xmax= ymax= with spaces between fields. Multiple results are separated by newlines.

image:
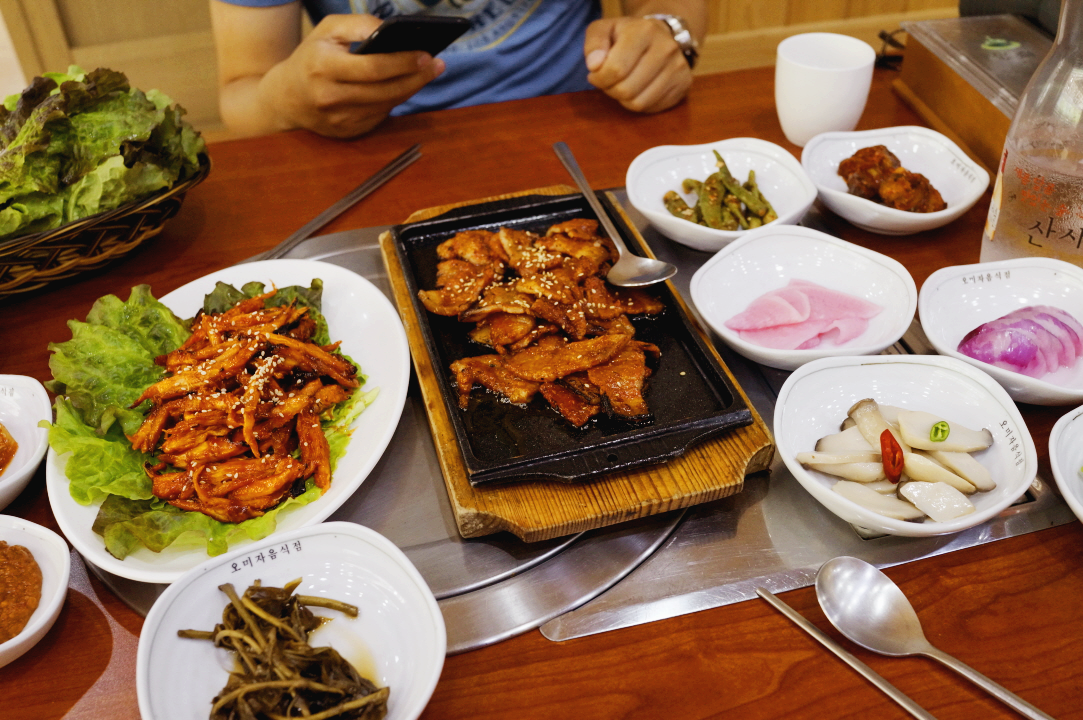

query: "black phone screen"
xmin=349 ymin=15 xmax=471 ymax=56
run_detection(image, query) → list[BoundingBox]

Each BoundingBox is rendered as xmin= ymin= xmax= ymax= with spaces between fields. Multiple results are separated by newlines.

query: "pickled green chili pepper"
xmin=930 ymin=421 xmax=950 ymax=442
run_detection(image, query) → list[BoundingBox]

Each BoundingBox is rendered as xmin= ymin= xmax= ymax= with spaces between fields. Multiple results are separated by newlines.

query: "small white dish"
xmin=137 ymin=521 xmax=445 ymax=720
xmin=1049 ymin=406 xmax=1083 ymax=526
xmin=0 ymin=515 xmax=70 ymax=668
xmin=0 ymin=375 xmax=51 ymax=512
xmin=775 ymin=354 xmax=1036 ymax=537
xmin=801 ymin=126 xmax=989 ymax=235
xmin=625 ymin=137 xmax=817 ymax=252
xmin=46 ymin=259 xmax=411 ymax=584
xmin=690 ymin=225 xmax=916 ymax=371
xmin=919 ymin=257 xmax=1083 ymax=405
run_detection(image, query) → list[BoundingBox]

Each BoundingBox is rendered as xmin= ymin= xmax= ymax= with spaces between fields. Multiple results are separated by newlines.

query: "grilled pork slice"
xmin=450 ymin=355 xmax=541 ymax=409
xmin=437 ymin=228 xmax=507 ymax=268
xmin=504 ymin=333 xmax=630 ymax=383
xmin=418 ymin=260 xmax=494 ymax=317
xmin=587 ymin=341 xmax=656 ymax=418
xmin=540 ymin=383 xmax=601 ymax=427
xmin=583 ymin=276 xmax=664 ymax=319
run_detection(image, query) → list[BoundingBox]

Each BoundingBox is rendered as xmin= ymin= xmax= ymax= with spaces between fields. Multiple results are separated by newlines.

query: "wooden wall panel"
xmin=55 ymin=0 xmax=210 ymax=47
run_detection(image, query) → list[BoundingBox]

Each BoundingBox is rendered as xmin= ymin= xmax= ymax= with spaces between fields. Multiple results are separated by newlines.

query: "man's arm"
xmin=584 ymin=1 xmax=708 ymax=113
xmin=210 ymin=0 xmax=445 ymax=138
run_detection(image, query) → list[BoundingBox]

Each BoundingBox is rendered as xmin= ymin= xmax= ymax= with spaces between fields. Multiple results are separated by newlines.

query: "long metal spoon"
xmin=552 ymin=142 xmax=677 ymax=287
xmin=816 ymin=556 xmax=1055 ymax=720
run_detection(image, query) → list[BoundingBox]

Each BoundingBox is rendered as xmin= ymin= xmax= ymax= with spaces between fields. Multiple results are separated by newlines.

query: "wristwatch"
xmin=644 ymin=14 xmax=699 ymax=69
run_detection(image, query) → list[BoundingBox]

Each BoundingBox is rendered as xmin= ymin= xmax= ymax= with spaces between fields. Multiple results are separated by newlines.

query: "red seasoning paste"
xmin=0 ymin=541 xmax=41 ymax=643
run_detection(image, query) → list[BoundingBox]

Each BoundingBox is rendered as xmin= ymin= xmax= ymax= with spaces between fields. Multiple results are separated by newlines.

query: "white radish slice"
xmin=902 ymin=453 xmax=976 ymax=494
xmin=896 ymin=410 xmax=993 ymax=452
xmin=899 ymin=481 xmax=976 ymax=522
xmin=864 ymin=480 xmax=901 ymax=494
xmin=927 ymin=450 xmax=996 ymax=492
xmin=848 ymin=398 xmax=910 ymax=453
xmin=797 ymin=451 xmax=881 ymax=465
xmin=832 ymin=480 xmax=925 ymax=520
xmin=815 ymin=425 xmax=876 ymax=453
xmin=807 ymin=462 xmax=887 ymax=483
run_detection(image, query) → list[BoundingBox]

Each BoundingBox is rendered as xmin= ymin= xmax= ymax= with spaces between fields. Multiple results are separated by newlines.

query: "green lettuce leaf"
xmin=46 ymin=284 xmax=188 ymax=433
xmin=92 ymin=482 xmax=322 ymax=559
xmin=0 ymin=65 xmax=206 ymax=240
xmin=47 ymin=397 xmax=154 ymax=505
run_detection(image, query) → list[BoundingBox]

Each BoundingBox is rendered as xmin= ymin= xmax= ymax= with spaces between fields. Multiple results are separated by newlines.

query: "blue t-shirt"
xmin=218 ymin=0 xmax=599 ymax=115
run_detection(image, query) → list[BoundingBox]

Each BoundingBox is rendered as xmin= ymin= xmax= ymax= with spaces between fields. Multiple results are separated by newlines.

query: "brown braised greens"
xmin=179 ymin=580 xmax=388 ymax=720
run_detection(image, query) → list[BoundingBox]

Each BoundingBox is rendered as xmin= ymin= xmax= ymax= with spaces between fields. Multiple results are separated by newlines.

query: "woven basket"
xmin=0 ymin=155 xmax=211 ymax=300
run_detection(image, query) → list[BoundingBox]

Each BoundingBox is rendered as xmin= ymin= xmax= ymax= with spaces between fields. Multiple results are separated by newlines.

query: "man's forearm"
xmin=621 ymin=0 xmax=708 ymax=42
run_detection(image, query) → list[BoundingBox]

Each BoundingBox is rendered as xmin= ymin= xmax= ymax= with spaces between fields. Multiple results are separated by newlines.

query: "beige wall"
xmin=2 ymin=0 xmax=959 ymax=138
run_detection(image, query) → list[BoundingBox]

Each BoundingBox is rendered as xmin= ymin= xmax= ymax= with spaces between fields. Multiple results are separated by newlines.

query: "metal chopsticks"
xmin=250 ymin=143 xmax=422 ymax=262
xmin=756 ymin=588 xmax=937 ymax=720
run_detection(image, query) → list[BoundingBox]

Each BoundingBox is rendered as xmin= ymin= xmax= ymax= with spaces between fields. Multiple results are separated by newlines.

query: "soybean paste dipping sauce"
xmin=0 ymin=541 xmax=41 ymax=643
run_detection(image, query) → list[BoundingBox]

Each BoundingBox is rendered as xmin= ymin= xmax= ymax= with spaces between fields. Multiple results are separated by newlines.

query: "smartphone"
xmin=349 ymin=15 xmax=471 ymax=56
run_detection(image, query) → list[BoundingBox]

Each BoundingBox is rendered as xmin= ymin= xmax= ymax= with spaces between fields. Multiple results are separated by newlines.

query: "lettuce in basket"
xmin=45 ymin=282 xmax=375 ymax=559
xmin=0 ymin=66 xmax=205 ymax=239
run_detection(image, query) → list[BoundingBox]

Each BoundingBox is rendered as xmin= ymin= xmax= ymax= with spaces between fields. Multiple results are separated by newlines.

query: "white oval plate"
xmin=626 ymin=137 xmax=816 ymax=252
xmin=775 ymin=355 xmax=1036 ymax=537
xmin=1049 ymin=406 xmax=1083 ymax=526
xmin=137 ymin=521 xmax=445 ymax=720
xmin=0 ymin=515 xmax=70 ymax=669
xmin=690 ymin=225 xmax=916 ymax=371
xmin=801 ymin=126 xmax=989 ymax=235
xmin=46 ymin=259 xmax=410 ymax=584
xmin=919 ymin=257 xmax=1083 ymax=405
xmin=0 ymin=375 xmax=51 ymax=512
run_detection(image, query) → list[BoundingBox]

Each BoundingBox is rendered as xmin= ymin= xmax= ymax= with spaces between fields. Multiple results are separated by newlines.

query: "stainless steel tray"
xmin=88 ymin=194 xmax=1076 ymax=653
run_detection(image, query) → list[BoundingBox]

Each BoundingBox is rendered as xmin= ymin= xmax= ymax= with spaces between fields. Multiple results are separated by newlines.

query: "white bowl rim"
xmin=137 ymin=520 xmax=446 ymax=720
xmin=0 ymin=515 xmax=71 ymax=662
xmin=918 ymin=256 xmax=1083 ymax=399
xmin=774 ymin=353 xmax=1038 ymax=536
xmin=690 ymin=224 xmax=918 ymax=364
xmin=802 ymin=125 xmax=990 ymax=219
xmin=626 ymin=136 xmax=818 ymax=241
xmin=1048 ymin=406 xmax=1083 ymax=524
xmin=0 ymin=375 xmax=52 ymax=502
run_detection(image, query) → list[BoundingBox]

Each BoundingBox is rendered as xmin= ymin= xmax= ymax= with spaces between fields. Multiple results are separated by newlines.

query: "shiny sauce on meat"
xmin=0 ymin=541 xmax=42 ymax=643
xmin=0 ymin=421 xmax=17 ymax=476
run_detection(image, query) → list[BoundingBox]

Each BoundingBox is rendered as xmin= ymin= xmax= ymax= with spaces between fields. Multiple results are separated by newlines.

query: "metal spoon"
xmin=552 ymin=142 xmax=677 ymax=287
xmin=816 ymin=556 xmax=1054 ymax=720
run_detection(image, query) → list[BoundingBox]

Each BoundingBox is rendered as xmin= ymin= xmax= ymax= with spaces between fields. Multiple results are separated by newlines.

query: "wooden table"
xmin=2 ymin=66 xmax=1081 ymax=720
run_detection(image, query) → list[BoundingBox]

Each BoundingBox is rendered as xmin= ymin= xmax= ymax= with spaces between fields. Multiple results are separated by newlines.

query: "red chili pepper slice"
xmin=880 ymin=429 xmax=904 ymax=483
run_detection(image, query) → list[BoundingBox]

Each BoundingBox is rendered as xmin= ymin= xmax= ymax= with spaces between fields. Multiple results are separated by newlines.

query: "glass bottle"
xmin=980 ymin=0 xmax=1083 ymax=265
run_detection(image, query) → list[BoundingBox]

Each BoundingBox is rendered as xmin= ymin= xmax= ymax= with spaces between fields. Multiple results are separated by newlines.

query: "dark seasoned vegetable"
xmin=179 ymin=579 xmax=388 ymax=720
xmin=663 ymin=152 xmax=777 ymax=229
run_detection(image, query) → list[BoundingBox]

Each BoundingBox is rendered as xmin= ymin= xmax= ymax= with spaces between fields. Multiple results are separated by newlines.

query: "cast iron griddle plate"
xmin=389 ymin=193 xmax=752 ymax=485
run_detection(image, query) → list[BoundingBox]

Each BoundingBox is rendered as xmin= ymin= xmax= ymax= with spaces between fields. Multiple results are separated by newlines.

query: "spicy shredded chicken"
xmin=420 ymin=219 xmax=663 ymax=426
xmin=128 ymin=291 xmax=358 ymax=523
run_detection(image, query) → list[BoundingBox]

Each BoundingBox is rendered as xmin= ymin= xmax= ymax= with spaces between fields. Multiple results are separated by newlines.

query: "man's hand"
xmin=583 ymin=16 xmax=692 ymax=114
xmin=212 ymin=4 xmax=445 ymax=139
xmin=266 ymin=15 xmax=445 ymax=138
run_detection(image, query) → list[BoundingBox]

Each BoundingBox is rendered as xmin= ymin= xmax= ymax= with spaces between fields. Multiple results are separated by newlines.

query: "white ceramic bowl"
xmin=775 ymin=355 xmax=1036 ymax=537
xmin=919 ymin=257 xmax=1083 ymax=405
xmin=0 ymin=515 xmax=70 ymax=668
xmin=801 ymin=126 xmax=990 ymax=235
xmin=690 ymin=225 xmax=916 ymax=371
xmin=625 ymin=137 xmax=817 ymax=252
xmin=1049 ymin=406 xmax=1083 ymax=526
xmin=0 ymin=375 xmax=51 ymax=512
xmin=137 ymin=521 xmax=445 ymax=720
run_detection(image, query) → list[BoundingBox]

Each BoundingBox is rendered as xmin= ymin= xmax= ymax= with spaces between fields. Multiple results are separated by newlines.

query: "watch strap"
xmin=644 ymin=13 xmax=699 ymax=69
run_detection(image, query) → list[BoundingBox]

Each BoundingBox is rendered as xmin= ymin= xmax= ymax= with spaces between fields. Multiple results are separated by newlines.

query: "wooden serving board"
xmin=379 ymin=186 xmax=774 ymax=541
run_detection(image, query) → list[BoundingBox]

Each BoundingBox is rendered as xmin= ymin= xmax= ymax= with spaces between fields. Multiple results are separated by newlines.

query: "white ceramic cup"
xmin=774 ymin=33 xmax=876 ymax=147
